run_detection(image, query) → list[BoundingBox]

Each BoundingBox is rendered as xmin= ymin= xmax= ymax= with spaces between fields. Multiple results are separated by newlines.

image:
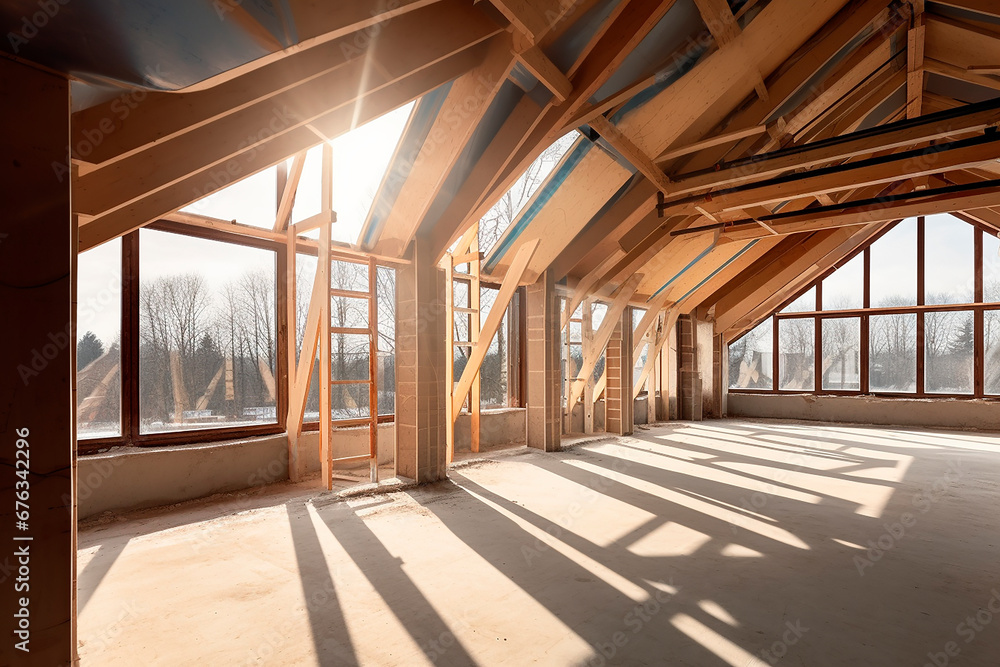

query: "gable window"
xmin=728 ymin=214 xmax=1000 ymax=398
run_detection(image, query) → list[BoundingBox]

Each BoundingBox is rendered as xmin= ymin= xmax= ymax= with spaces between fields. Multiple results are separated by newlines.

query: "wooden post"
xmin=0 ymin=58 xmax=75 ymax=666
xmin=319 ymin=144 xmax=333 ymax=489
xmin=368 ymin=256 xmax=379 ymax=482
xmin=582 ymin=298 xmax=594 ymax=434
xmin=445 ymin=254 xmax=455 ymax=463
xmin=470 ymin=229 xmax=481 ymax=454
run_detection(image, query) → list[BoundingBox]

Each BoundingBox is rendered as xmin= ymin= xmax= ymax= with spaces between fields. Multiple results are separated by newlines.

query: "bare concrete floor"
xmin=78 ymin=419 xmax=1000 ymax=666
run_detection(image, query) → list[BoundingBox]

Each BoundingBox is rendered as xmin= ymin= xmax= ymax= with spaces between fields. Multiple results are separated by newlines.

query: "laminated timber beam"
xmin=711 ymin=177 xmax=1000 ymax=243
xmin=680 ymin=133 xmax=1000 ymax=218
xmin=567 ymin=273 xmax=642 ymax=410
xmin=590 ymin=116 xmax=672 ymax=192
xmin=906 ymin=3 xmax=926 ymax=119
xmin=77 ymin=46 xmax=486 ymax=251
xmin=70 ymin=0 xmax=496 ymax=166
xmin=274 ymin=151 xmax=306 ymax=232
xmin=372 ymin=35 xmax=516 ymax=256
xmin=691 ymin=0 xmax=769 ymax=101
xmin=933 ymin=0 xmax=1000 ymax=19
xmin=655 ymin=96 xmax=1000 ymax=205
xmin=74 ymin=21 xmax=500 ymax=220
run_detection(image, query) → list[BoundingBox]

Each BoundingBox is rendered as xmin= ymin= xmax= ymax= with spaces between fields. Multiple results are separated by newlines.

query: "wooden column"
xmin=0 ymin=58 xmax=75 ymax=666
xmin=605 ymin=309 xmax=634 ymax=436
xmin=525 ymin=271 xmax=561 ymax=451
xmin=395 ymin=236 xmax=448 ymax=482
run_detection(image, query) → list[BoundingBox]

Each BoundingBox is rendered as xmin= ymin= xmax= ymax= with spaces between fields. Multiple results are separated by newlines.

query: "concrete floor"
xmin=78 ymin=419 xmax=1000 ymax=666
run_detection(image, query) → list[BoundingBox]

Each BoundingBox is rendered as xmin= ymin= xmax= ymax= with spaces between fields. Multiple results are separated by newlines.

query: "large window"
xmin=729 ymin=215 xmax=1000 ymax=398
xmin=139 ymin=229 xmax=278 ymax=433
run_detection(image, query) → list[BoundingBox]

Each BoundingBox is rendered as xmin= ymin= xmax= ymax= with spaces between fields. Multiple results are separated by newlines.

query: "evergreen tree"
xmin=77 ymin=331 xmax=105 ymax=370
xmin=949 ymin=318 xmax=975 ymax=355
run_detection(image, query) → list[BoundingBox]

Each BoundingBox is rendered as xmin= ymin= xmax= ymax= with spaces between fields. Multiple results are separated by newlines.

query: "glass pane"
xmin=139 ymin=229 xmax=277 ymax=433
xmin=332 ymin=383 xmax=370 ymax=420
xmin=480 ymin=288 xmax=509 ymax=407
xmin=634 ymin=343 xmax=648 ymax=391
xmin=822 ymin=253 xmax=863 ymax=310
xmin=985 ymin=310 xmax=1000 ymax=394
xmin=870 ymin=219 xmax=917 ymax=307
xmin=295 ymin=254 xmax=318 ymax=363
xmin=925 ymin=310 xmax=974 ymax=394
xmin=453 ymin=281 xmax=470 ymax=309
xmin=376 ymin=266 xmax=396 ymax=416
xmin=330 ymin=102 xmax=413 ymax=245
xmin=479 ymin=131 xmax=578 ymax=256
xmin=592 ymin=303 xmax=608 ymax=330
xmin=728 ymin=318 xmax=773 ymax=390
xmin=331 ymin=296 xmax=369 ymax=328
xmin=181 ymin=166 xmax=277 ymax=228
xmin=569 ymin=344 xmax=583 ymax=385
xmin=778 ymin=318 xmax=814 ymax=390
xmin=985 ymin=231 xmax=1000 ymax=303
xmin=821 ymin=318 xmax=860 ymax=390
xmin=331 ymin=260 xmax=368 ymax=292
xmin=781 ymin=286 xmax=816 ymax=313
xmin=925 ymin=214 xmax=973 ymax=305
xmin=869 ymin=313 xmax=916 ymax=392
xmin=331 ymin=333 xmax=370 ymax=382
xmin=77 ymin=238 xmax=122 ymax=438
xmin=570 ymin=321 xmax=582 ymax=343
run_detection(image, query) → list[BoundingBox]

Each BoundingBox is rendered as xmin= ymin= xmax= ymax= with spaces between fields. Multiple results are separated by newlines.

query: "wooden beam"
xmin=451 ymin=239 xmax=539 ymax=416
xmin=591 ymin=115 xmax=672 ymax=192
xmin=562 ymin=253 xmax=623 ymax=330
xmin=373 ymin=36 xmax=515 ymax=255
xmin=274 ymin=151 xmax=306 ymax=231
xmin=488 ymin=0 xmax=549 ymax=44
xmin=70 ymin=0 xmax=496 ymax=165
xmin=659 ymin=100 xmax=1000 ymax=203
xmin=715 ymin=179 xmax=1000 ymax=242
xmin=77 ymin=47 xmax=483 ymax=251
xmin=73 ymin=22 xmax=499 ymax=219
xmin=933 ymin=0 xmax=1000 ymax=19
xmin=632 ymin=291 xmax=672 ymax=360
xmin=694 ymin=135 xmax=1000 ymax=216
xmin=907 ymin=11 xmax=926 ymax=119
xmin=567 ymin=273 xmax=641 ymax=409
xmin=924 ymin=58 xmax=1000 ymax=94
xmin=514 ymin=34 xmax=572 ymax=102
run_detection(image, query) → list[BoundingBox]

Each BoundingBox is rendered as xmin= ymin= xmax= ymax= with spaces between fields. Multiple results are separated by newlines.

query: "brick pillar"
xmin=0 ymin=59 xmax=75 ymax=665
xmin=678 ymin=314 xmax=702 ymax=421
xmin=605 ymin=310 xmax=633 ymax=435
xmin=525 ymin=271 xmax=560 ymax=451
xmin=395 ymin=236 xmax=447 ymax=482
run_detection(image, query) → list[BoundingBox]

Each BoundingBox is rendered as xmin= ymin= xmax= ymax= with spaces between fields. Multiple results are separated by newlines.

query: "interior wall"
xmin=78 ymin=407 xmax=534 ymax=518
xmin=728 ymin=393 xmax=1000 ymax=431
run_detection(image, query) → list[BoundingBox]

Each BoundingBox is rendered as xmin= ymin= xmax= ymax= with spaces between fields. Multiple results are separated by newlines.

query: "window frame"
xmin=728 ymin=215 xmax=1000 ymax=400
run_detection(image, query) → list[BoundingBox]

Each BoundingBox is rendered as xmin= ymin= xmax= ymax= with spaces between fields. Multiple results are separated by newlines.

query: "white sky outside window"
xmin=180 ymin=102 xmax=414 ymax=244
xmin=292 ymin=102 xmax=414 ymax=243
